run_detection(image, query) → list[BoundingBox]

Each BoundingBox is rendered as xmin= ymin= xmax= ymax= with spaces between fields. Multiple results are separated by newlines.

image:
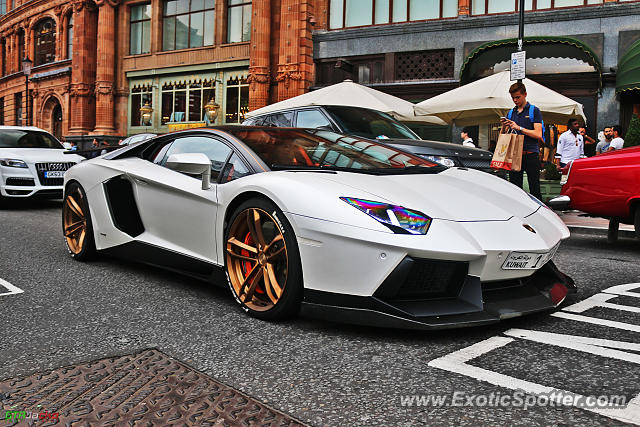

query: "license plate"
xmin=501 ymin=246 xmax=558 ymax=270
xmin=44 ymin=171 xmax=65 ymax=178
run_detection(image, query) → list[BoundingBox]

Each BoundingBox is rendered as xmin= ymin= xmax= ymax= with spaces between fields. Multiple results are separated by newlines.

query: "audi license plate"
xmin=44 ymin=171 xmax=65 ymax=178
xmin=501 ymin=245 xmax=558 ymax=270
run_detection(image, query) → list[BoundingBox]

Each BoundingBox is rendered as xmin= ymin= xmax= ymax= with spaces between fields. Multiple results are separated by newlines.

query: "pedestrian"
xmin=100 ymin=140 xmax=110 ymax=156
xmin=596 ymin=126 xmax=613 ymax=154
xmin=69 ymin=141 xmax=77 ymax=151
xmin=555 ymin=118 xmax=584 ymax=167
xmin=608 ymin=125 xmax=624 ymax=151
xmin=460 ymin=127 xmax=475 ymax=147
xmin=500 ymin=82 xmax=544 ymax=201
xmin=579 ymin=126 xmax=596 ymax=157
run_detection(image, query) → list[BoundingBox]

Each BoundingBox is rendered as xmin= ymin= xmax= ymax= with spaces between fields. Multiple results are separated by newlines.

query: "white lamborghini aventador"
xmin=62 ymin=127 xmax=575 ymax=329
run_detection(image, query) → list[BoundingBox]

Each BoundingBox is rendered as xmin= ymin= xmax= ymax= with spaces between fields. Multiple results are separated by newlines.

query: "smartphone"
xmin=499 ymin=116 xmax=507 ymax=121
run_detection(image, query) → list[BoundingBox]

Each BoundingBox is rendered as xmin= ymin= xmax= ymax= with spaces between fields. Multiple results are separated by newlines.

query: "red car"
xmin=548 ymin=146 xmax=640 ymax=241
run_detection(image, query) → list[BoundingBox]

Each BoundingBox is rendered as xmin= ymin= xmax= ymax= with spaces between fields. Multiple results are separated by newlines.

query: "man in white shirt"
xmin=555 ymin=118 xmax=583 ymax=167
xmin=608 ymin=125 xmax=624 ymax=151
xmin=460 ymin=128 xmax=475 ymax=147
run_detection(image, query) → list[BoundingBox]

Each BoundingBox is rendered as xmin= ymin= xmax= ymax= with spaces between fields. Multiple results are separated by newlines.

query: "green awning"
xmin=617 ymin=39 xmax=640 ymax=93
xmin=460 ymin=36 xmax=602 ymax=85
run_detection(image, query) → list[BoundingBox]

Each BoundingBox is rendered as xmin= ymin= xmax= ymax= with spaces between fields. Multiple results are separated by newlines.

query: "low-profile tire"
xmin=224 ymin=197 xmax=303 ymax=320
xmin=62 ymin=182 xmax=96 ymax=261
xmin=607 ymin=218 xmax=619 ymax=243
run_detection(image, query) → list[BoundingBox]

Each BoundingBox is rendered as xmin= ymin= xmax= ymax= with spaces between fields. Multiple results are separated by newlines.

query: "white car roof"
xmin=0 ymin=125 xmax=51 ymax=132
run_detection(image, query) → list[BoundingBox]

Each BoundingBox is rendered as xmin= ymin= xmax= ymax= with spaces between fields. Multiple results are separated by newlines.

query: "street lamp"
xmin=22 ymin=57 xmax=32 ymax=126
xmin=140 ymin=101 xmax=153 ymax=126
xmin=204 ymin=98 xmax=220 ymax=124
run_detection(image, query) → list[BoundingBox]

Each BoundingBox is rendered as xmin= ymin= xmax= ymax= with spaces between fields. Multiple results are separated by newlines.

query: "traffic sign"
xmin=510 ymin=50 xmax=526 ymax=81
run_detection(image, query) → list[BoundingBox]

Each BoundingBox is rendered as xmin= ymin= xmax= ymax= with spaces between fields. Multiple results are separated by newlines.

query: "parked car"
xmin=548 ymin=146 xmax=640 ymax=241
xmin=62 ymin=126 xmax=575 ymax=329
xmin=119 ymin=133 xmax=157 ymax=146
xmin=242 ymin=105 xmax=496 ymax=173
xmin=0 ymin=126 xmax=84 ymax=204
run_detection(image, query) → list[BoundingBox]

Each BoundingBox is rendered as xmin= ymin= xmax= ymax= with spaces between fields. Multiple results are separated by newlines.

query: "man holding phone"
xmin=500 ymin=82 xmax=544 ymax=202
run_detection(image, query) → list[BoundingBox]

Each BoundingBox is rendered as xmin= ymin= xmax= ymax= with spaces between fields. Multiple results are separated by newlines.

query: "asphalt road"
xmin=1 ymin=199 xmax=639 ymax=426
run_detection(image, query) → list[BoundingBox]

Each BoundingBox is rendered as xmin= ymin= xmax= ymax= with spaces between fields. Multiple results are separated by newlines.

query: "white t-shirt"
xmin=556 ymin=130 xmax=584 ymax=163
xmin=462 ymin=138 xmax=475 ymax=147
xmin=610 ymin=137 xmax=624 ymax=150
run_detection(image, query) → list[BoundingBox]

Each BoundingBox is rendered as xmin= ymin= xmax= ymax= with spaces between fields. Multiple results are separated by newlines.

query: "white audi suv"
xmin=0 ymin=126 xmax=84 ymax=204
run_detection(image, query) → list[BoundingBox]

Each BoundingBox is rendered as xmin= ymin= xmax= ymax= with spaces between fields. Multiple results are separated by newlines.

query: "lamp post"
xmin=22 ymin=57 xmax=32 ymax=126
xmin=204 ymin=98 xmax=220 ymax=125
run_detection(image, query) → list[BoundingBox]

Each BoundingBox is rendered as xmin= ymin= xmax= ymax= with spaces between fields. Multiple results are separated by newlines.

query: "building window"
xmin=471 ymin=0 xmax=603 ymax=15
xmin=161 ymin=80 xmax=215 ymax=124
xmin=329 ymin=0 xmax=458 ymax=29
xmin=130 ymin=4 xmax=151 ymax=55
xmin=15 ymin=92 xmax=22 ymax=126
xmin=67 ymin=15 xmax=73 ymax=59
xmin=227 ymin=0 xmax=251 ymax=43
xmin=1 ymin=38 xmax=5 ymax=76
xmin=1 ymin=0 xmax=6 ymax=15
xmin=131 ymin=85 xmax=153 ymax=126
xmin=0 ymin=97 xmax=4 ymax=125
xmin=395 ymin=49 xmax=455 ymax=80
xmin=163 ymin=0 xmax=215 ymax=51
xmin=18 ymin=28 xmax=24 ymax=70
xmin=225 ymin=76 xmax=248 ymax=123
xmin=34 ymin=19 xmax=56 ymax=66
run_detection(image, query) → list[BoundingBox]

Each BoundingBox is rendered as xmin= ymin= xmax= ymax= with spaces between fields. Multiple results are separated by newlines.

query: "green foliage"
xmin=625 ymin=114 xmax=640 ymax=148
xmin=543 ymin=162 xmax=561 ymax=181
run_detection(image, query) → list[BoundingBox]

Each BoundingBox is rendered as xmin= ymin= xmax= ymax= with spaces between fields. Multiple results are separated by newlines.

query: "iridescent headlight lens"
xmin=340 ymin=197 xmax=432 ymax=235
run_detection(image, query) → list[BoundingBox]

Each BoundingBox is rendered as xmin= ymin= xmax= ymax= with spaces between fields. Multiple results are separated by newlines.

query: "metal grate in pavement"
xmin=0 ymin=349 xmax=305 ymax=426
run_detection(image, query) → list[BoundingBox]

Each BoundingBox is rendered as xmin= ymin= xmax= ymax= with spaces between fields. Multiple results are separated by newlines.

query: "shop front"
xmin=126 ymin=63 xmax=249 ymax=136
xmin=617 ymin=38 xmax=640 ymax=135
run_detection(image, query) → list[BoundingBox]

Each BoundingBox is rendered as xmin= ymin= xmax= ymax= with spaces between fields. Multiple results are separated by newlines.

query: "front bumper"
xmin=301 ymin=260 xmax=576 ymax=330
xmin=1 ymin=163 xmax=73 ymax=199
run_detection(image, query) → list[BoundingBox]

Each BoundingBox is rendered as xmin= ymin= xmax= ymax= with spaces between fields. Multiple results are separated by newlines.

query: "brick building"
xmin=0 ymin=0 xmax=318 ymax=142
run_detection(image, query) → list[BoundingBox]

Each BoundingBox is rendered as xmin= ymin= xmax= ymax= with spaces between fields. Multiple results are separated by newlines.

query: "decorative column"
xmin=247 ymin=0 xmax=271 ymax=111
xmin=68 ymin=0 xmax=97 ymax=136
xmin=92 ymin=0 xmax=118 ymax=135
xmin=276 ymin=0 xmax=314 ymax=101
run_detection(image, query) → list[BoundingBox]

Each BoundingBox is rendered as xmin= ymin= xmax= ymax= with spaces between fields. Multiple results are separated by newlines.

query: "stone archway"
xmin=40 ymin=96 xmax=63 ymax=139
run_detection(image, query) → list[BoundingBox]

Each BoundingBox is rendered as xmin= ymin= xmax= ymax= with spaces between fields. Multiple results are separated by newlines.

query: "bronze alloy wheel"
xmin=226 ymin=207 xmax=289 ymax=312
xmin=63 ymin=189 xmax=88 ymax=255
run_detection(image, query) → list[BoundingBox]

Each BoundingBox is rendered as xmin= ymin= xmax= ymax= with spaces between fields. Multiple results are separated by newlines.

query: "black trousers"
xmin=509 ymin=152 xmax=542 ymax=201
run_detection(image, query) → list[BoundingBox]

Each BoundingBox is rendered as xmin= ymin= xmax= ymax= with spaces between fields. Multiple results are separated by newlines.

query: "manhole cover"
xmin=0 ymin=349 xmax=305 ymax=426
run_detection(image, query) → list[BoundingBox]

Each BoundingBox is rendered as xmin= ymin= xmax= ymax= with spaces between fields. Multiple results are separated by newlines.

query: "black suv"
xmin=242 ymin=105 xmax=494 ymax=172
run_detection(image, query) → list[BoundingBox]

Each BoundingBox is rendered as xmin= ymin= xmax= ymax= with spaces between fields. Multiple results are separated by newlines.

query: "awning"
xmin=460 ymin=36 xmax=602 ymax=85
xmin=617 ymin=39 xmax=640 ymax=93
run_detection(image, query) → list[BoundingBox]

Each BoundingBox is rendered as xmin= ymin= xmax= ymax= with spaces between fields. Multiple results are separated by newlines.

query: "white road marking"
xmin=429 ymin=330 xmax=640 ymax=425
xmin=561 ymin=293 xmax=640 ymax=313
xmin=602 ymin=283 xmax=640 ymax=299
xmin=551 ymin=311 xmax=640 ymax=332
xmin=0 ymin=278 xmax=24 ymax=297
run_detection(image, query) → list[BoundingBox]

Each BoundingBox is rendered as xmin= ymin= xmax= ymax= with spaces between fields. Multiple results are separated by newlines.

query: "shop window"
xmin=130 ymin=4 xmax=151 ymax=55
xmin=395 ymin=49 xmax=454 ymax=80
xmin=161 ymin=80 xmax=215 ymax=125
xmin=357 ymin=60 xmax=384 ymax=84
xmin=67 ymin=15 xmax=73 ymax=59
xmin=15 ymin=92 xmax=22 ymax=126
xmin=330 ymin=0 xmax=457 ymax=29
xmin=227 ymin=0 xmax=251 ymax=43
xmin=163 ymin=0 xmax=215 ymax=51
xmin=131 ymin=85 xmax=153 ymax=126
xmin=471 ymin=0 xmax=602 ymax=15
xmin=225 ymin=76 xmax=248 ymax=123
xmin=34 ymin=19 xmax=56 ymax=66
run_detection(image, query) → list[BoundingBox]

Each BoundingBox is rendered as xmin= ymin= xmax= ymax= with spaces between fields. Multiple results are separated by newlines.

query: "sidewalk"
xmin=555 ymin=210 xmax=636 ymax=237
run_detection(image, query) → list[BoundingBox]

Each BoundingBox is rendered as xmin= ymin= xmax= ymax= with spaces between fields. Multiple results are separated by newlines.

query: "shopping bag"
xmin=490 ymin=130 xmax=524 ymax=171
xmin=510 ymin=133 xmax=524 ymax=172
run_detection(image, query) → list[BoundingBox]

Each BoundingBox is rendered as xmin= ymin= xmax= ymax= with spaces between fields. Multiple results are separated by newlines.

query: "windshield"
xmin=324 ymin=106 xmax=420 ymax=141
xmin=226 ymin=128 xmax=439 ymax=173
xmin=0 ymin=130 xmax=62 ymax=149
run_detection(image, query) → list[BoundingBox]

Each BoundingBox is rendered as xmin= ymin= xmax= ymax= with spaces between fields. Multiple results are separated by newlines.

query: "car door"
xmin=126 ymin=134 xmax=233 ymax=263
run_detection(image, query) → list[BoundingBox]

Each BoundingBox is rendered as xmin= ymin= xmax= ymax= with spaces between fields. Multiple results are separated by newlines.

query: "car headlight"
xmin=340 ymin=197 xmax=432 ymax=235
xmin=420 ymin=155 xmax=456 ymax=167
xmin=0 ymin=159 xmax=28 ymax=168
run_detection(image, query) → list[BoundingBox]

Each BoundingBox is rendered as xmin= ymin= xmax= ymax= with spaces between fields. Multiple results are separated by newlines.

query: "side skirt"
xmin=100 ymin=240 xmax=227 ymax=287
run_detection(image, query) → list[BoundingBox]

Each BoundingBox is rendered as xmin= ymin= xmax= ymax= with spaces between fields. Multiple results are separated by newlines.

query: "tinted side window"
xmin=264 ymin=112 xmax=293 ymax=127
xmin=160 ymin=136 xmax=232 ymax=180
xmin=295 ymin=110 xmax=332 ymax=129
xmin=220 ymin=153 xmax=251 ymax=183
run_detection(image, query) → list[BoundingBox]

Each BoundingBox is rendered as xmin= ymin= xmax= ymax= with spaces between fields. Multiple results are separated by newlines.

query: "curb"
xmin=567 ymin=225 xmax=636 ymax=238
